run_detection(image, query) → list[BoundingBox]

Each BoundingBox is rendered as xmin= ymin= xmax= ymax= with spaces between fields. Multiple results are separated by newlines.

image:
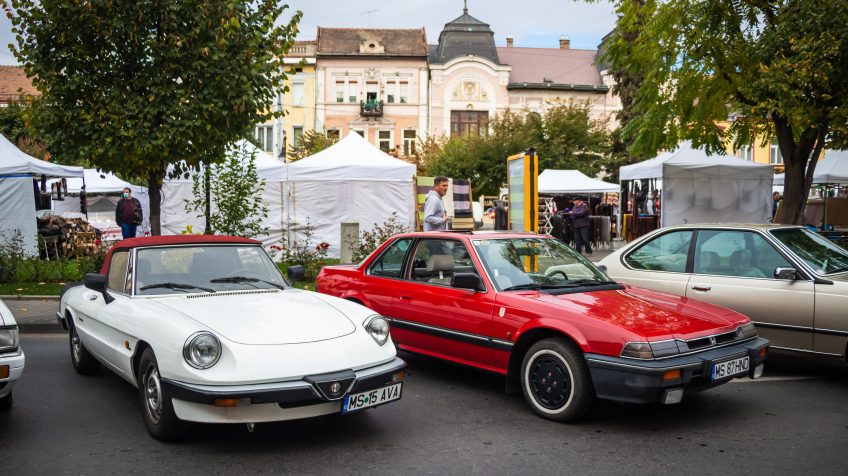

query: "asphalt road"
xmin=3 ymin=333 xmax=847 ymax=475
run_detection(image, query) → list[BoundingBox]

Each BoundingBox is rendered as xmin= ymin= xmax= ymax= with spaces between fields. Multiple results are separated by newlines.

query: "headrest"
xmin=730 ymin=249 xmax=753 ymax=268
xmin=701 ymin=251 xmax=719 ymax=268
xmin=427 ymin=254 xmax=455 ymax=272
xmin=189 ymin=252 xmax=219 ymax=274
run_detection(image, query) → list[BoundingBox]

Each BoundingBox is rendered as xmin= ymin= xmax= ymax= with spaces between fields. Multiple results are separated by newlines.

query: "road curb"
xmin=19 ymin=323 xmax=64 ymax=334
xmin=0 ymin=295 xmax=60 ymax=301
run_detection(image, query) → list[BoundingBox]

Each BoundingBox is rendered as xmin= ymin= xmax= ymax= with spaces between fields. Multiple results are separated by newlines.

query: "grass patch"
xmin=0 ymin=282 xmax=64 ymax=296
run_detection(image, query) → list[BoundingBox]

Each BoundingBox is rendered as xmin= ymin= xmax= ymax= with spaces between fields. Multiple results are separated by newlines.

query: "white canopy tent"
xmin=160 ymin=140 xmax=286 ymax=246
xmin=50 ymin=169 xmax=150 ymax=240
xmin=620 ymin=142 xmax=773 ymax=226
xmin=0 ymin=133 xmax=84 ymax=255
xmin=538 ymin=169 xmax=619 ymax=194
xmin=285 ymin=131 xmax=416 ymax=257
xmin=774 ymin=150 xmax=848 ymax=185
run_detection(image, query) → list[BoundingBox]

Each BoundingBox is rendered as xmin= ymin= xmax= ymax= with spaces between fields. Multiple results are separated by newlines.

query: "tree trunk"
xmin=204 ymin=162 xmax=212 ymax=234
xmin=773 ymin=117 xmax=828 ymax=225
xmin=147 ymin=168 xmax=164 ymax=236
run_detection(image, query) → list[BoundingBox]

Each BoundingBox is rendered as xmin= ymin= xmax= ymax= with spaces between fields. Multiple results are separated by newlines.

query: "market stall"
xmin=774 ymin=149 xmax=848 ymax=231
xmin=0 ymin=133 xmax=84 ymax=255
xmin=537 ymin=169 xmax=619 ymax=248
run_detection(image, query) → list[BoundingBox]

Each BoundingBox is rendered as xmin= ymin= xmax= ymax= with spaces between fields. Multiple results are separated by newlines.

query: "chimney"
xmin=559 ymin=35 xmax=570 ymax=49
xmin=506 ymin=34 xmax=514 ymax=48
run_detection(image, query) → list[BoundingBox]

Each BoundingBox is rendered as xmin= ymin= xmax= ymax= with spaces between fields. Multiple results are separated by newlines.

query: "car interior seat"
xmin=698 ymin=251 xmax=721 ymax=274
xmin=189 ymin=252 xmax=220 ymax=280
xmin=730 ymin=249 xmax=767 ymax=278
xmin=427 ymin=254 xmax=455 ymax=285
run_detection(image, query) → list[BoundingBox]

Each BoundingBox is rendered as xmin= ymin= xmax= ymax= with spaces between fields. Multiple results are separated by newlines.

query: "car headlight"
xmin=621 ymin=341 xmax=653 ymax=359
xmin=183 ymin=332 xmax=222 ymax=369
xmin=0 ymin=325 xmax=19 ymax=353
xmin=364 ymin=315 xmax=390 ymax=346
xmin=737 ymin=323 xmax=758 ymax=339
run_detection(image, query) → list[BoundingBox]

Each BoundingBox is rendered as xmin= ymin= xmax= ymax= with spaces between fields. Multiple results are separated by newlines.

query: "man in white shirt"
xmin=423 ymin=176 xmax=449 ymax=231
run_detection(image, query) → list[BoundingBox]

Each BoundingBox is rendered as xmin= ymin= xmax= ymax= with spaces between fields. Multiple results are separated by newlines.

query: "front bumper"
xmin=161 ymin=357 xmax=406 ymax=423
xmin=56 ymin=311 xmax=68 ymax=331
xmin=585 ymin=337 xmax=769 ymax=404
xmin=0 ymin=348 xmax=26 ymax=398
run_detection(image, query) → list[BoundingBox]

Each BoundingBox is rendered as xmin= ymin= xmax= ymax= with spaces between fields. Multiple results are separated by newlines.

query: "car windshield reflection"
xmin=472 ymin=238 xmax=614 ymax=291
xmin=769 ymin=228 xmax=848 ymax=275
xmin=135 ymin=245 xmax=288 ymax=295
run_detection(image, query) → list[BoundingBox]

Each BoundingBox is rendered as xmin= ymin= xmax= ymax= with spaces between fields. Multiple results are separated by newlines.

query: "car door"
xmin=80 ymin=250 xmax=138 ymax=380
xmin=616 ymin=229 xmax=694 ymax=295
xmin=685 ymin=229 xmax=815 ymax=351
xmin=389 ymin=238 xmax=497 ymax=367
xmin=360 ymin=237 xmax=414 ymax=316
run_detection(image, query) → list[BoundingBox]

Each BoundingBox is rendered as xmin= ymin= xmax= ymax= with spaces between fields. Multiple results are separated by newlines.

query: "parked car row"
xmin=31 ymin=224 xmax=845 ymax=441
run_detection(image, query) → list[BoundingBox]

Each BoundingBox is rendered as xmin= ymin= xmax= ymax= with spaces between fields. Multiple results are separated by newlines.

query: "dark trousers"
xmin=120 ymin=223 xmax=138 ymax=239
xmin=574 ymin=226 xmax=592 ymax=254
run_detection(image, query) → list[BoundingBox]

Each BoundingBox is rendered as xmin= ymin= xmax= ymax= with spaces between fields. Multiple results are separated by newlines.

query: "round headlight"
xmin=183 ymin=332 xmax=222 ymax=369
xmin=364 ymin=315 xmax=390 ymax=346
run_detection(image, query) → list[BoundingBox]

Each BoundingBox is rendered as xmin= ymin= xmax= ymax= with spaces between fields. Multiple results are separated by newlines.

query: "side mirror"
xmin=287 ymin=265 xmax=305 ymax=284
xmin=451 ymin=272 xmax=485 ymax=292
xmin=596 ymin=264 xmax=608 ymax=273
xmin=774 ymin=267 xmax=797 ymax=280
xmin=83 ymin=273 xmax=114 ymax=303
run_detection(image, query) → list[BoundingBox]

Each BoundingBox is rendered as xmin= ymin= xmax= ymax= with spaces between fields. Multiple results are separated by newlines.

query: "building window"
xmin=735 ymin=145 xmax=753 ymax=161
xmin=366 ymin=81 xmax=379 ymax=103
xmin=335 ymin=82 xmax=344 ymax=103
xmin=399 ymin=82 xmax=408 ymax=103
xmin=451 ymin=111 xmax=488 ymax=136
xmin=255 ymin=125 xmax=274 ymax=152
xmin=292 ymin=83 xmax=305 ymax=107
xmin=353 ymin=129 xmax=365 ymax=138
xmin=770 ymin=141 xmax=783 ymax=165
xmin=402 ymin=130 xmax=417 ymax=156
xmin=348 ymin=81 xmax=358 ymax=103
xmin=292 ymin=126 xmax=304 ymax=148
xmin=378 ymin=130 xmax=392 ymax=152
xmin=386 ymin=81 xmax=396 ymax=104
xmin=327 ymin=129 xmax=340 ymax=140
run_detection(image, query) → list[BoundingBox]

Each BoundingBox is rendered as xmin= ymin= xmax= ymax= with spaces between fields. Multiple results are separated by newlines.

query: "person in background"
xmin=772 ymin=192 xmax=782 ymax=221
xmin=116 ymin=187 xmax=143 ymax=239
xmin=646 ymin=189 xmax=660 ymax=215
xmin=424 ymin=176 xmax=449 ymax=231
xmin=569 ymin=196 xmax=592 ymax=255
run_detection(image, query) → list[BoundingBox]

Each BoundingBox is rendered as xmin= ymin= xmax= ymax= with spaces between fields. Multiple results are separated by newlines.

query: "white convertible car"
xmin=1 ymin=298 xmax=25 ymax=411
xmin=57 ymin=235 xmax=406 ymax=440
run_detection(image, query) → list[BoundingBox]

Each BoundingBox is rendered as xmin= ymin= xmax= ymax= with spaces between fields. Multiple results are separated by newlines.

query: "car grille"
xmin=186 ymin=289 xmax=279 ymax=299
xmin=648 ymin=326 xmax=756 ymax=358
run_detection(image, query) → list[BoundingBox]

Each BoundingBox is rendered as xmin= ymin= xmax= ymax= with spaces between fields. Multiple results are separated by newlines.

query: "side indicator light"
xmin=758 ymin=347 xmax=768 ymax=359
xmin=392 ymin=371 xmax=405 ymax=383
xmin=0 ymin=365 xmax=8 ymax=379
xmin=214 ymin=399 xmax=239 ymax=408
xmin=663 ymin=369 xmax=681 ymax=381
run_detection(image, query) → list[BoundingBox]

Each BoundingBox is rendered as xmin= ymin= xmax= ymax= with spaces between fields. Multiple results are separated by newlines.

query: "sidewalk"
xmin=1 ymin=295 xmax=62 ymax=333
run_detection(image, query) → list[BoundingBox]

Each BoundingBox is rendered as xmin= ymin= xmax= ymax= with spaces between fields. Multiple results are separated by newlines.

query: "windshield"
xmin=472 ymin=238 xmax=614 ymax=291
xmin=134 ymin=245 xmax=287 ymax=295
xmin=769 ymin=228 xmax=848 ymax=275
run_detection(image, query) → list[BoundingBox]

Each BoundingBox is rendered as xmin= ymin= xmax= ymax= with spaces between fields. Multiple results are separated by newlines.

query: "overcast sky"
xmin=0 ymin=1 xmax=618 ymax=65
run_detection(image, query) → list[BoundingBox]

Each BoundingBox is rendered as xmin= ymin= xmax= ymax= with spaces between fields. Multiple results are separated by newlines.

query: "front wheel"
xmin=520 ymin=338 xmax=595 ymax=422
xmin=138 ymin=348 xmax=185 ymax=441
xmin=70 ymin=323 xmax=101 ymax=375
xmin=0 ymin=391 xmax=12 ymax=411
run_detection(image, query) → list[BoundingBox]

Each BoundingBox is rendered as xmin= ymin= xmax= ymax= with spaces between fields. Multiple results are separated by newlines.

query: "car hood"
xmin=152 ymin=290 xmax=356 ymax=345
xmin=516 ymin=286 xmax=745 ymax=340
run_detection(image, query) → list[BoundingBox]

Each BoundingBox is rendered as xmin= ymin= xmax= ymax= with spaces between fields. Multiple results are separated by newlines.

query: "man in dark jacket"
xmin=569 ymin=196 xmax=592 ymax=255
xmin=115 ymin=187 xmax=143 ymax=239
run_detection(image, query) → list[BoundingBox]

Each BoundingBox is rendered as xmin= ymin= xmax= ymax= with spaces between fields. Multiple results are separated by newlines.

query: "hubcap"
xmin=71 ymin=328 xmax=81 ymax=363
xmin=144 ymin=365 xmax=163 ymax=424
xmin=529 ymin=353 xmax=572 ymax=410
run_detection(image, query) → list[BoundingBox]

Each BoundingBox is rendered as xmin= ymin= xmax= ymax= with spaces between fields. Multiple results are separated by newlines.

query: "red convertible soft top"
xmin=99 ymin=235 xmax=261 ymax=274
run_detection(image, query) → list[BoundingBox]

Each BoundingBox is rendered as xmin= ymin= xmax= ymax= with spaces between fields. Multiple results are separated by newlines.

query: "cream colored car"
xmin=599 ymin=224 xmax=848 ymax=359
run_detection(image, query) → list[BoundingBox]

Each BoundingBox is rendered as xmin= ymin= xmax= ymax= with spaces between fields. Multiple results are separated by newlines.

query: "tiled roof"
xmin=0 ymin=66 xmax=38 ymax=101
xmin=496 ymin=47 xmax=604 ymax=88
xmin=317 ymin=28 xmax=428 ymax=57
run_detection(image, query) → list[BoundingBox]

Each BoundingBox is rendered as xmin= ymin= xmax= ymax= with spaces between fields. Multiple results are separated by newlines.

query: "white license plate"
xmin=711 ymin=356 xmax=749 ymax=381
xmin=342 ymin=383 xmax=403 ymax=413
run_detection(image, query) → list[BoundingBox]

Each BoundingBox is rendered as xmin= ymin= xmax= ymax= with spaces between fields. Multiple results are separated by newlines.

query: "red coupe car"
xmin=317 ymin=231 xmax=769 ymax=421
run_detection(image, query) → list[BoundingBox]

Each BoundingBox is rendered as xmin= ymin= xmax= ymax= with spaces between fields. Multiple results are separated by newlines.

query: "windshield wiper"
xmin=139 ymin=282 xmax=216 ymax=293
xmin=503 ymin=283 xmax=575 ymax=291
xmin=565 ymin=279 xmax=615 ymax=287
xmin=209 ymin=276 xmax=286 ymax=290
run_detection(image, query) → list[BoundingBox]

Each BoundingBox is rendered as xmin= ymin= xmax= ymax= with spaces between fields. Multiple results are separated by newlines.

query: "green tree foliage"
xmin=287 ymin=130 xmax=337 ymax=162
xmin=0 ymin=100 xmax=49 ymax=159
xmin=5 ymin=0 xmax=302 ymax=234
xmin=599 ymin=0 xmax=848 ymax=224
xmin=185 ymin=142 xmax=269 ymax=238
xmin=427 ymin=104 xmax=611 ymax=195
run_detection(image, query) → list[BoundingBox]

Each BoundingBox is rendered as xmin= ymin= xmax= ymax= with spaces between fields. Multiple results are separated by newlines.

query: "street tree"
xmin=5 ymin=0 xmax=302 ymax=234
xmin=287 ymin=130 xmax=337 ymax=162
xmin=599 ymin=0 xmax=848 ymax=224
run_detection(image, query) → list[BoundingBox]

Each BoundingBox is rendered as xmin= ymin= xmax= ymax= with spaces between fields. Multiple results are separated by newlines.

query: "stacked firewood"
xmin=37 ymin=215 xmax=102 ymax=258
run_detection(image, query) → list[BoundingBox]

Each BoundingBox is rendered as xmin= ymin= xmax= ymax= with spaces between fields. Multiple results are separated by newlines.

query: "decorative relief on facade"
xmin=365 ymin=68 xmax=379 ymax=80
xmin=451 ymin=80 xmax=487 ymax=101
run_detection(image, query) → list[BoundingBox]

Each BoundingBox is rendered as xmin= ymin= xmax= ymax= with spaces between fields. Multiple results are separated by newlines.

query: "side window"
xmin=625 ymin=231 xmax=692 ymax=272
xmin=694 ymin=230 xmax=790 ymax=279
xmin=107 ymin=251 xmax=130 ymax=293
xmin=368 ymin=238 xmax=412 ymax=278
xmin=408 ymin=239 xmax=477 ymax=286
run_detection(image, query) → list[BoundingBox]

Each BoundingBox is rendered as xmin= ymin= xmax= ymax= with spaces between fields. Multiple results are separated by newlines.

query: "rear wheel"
xmin=520 ymin=338 xmax=594 ymax=422
xmin=138 ymin=348 xmax=185 ymax=441
xmin=69 ymin=322 xmax=101 ymax=375
xmin=0 ymin=391 xmax=12 ymax=411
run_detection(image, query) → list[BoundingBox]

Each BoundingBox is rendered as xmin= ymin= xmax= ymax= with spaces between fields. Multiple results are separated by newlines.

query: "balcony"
xmin=360 ymin=100 xmax=384 ymax=118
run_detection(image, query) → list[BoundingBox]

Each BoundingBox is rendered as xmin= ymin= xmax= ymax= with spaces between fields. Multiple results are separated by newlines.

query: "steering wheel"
xmin=548 ymin=270 xmax=569 ymax=281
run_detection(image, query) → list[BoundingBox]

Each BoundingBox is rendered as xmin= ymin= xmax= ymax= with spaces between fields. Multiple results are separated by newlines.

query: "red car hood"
xmin=514 ymin=285 xmax=747 ymax=341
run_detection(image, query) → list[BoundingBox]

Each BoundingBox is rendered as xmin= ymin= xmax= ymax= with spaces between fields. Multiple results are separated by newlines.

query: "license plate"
xmin=711 ymin=356 xmax=749 ymax=381
xmin=342 ymin=383 xmax=403 ymax=413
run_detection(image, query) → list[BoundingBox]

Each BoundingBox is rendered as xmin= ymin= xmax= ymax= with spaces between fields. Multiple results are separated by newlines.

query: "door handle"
xmin=691 ymin=284 xmax=711 ymax=292
xmin=399 ymin=296 xmax=412 ymax=302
